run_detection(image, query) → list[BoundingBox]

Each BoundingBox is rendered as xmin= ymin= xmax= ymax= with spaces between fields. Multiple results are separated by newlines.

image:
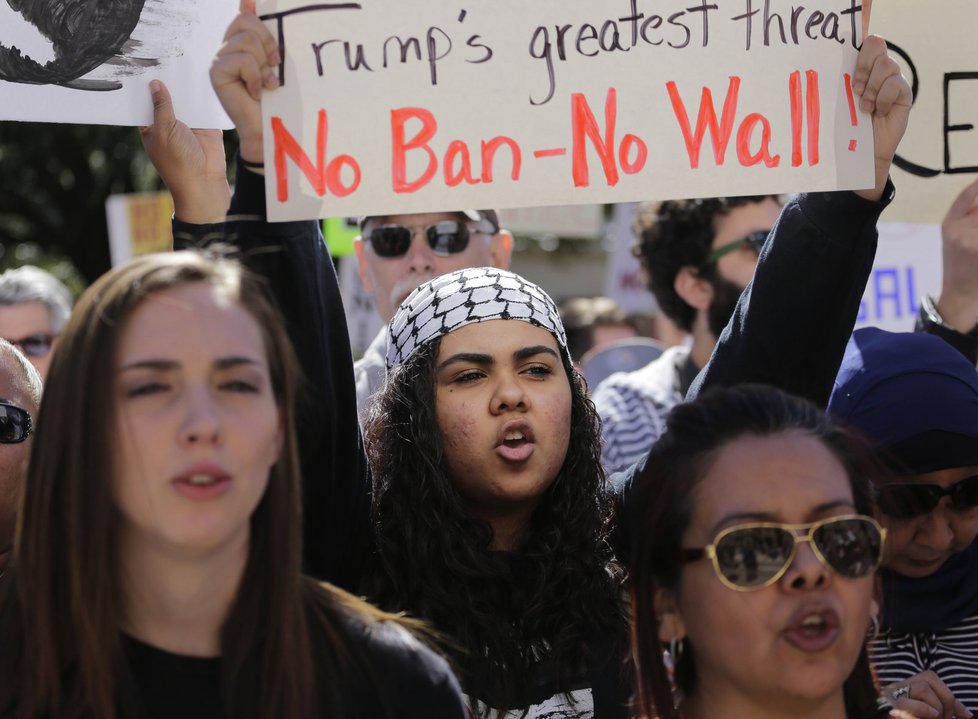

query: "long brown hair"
xmin=0 ymin=250 xmax=366 ymax=718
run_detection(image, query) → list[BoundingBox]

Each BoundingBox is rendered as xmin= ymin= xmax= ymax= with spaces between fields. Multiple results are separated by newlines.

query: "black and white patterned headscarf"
xmin=386 ymin=267 xmax=569 ymax=369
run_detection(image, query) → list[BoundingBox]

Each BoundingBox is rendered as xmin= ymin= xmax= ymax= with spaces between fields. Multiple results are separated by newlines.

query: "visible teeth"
xmin=801 ymin=615 xmax=824 ymax=627
xmin=505 ymin=431 xmax=525 ymax=441
xmin=187 ymin=474 xmax=216 ymax=486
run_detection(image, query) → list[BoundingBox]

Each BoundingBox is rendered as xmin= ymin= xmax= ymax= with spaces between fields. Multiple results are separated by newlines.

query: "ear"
xmin=654 ymin=587 xmax=687 ymax=645
xmin=490 ymin=229 xmax=514 ymax=270
xmin=353 ymin=236 xmax=375 ymax=294
xmin=674 ymin=265 xmax=713 ymax=312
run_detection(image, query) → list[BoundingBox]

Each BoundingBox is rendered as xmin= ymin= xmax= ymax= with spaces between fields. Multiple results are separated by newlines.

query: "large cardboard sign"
xmin=259 ymin=0 xmax=874 ymax=221
xmin=0 ymin=0 xmax=235 ymax=127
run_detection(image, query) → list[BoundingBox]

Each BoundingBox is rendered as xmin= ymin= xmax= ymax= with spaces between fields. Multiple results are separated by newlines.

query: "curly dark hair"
xmin=632 ymin=195 xmax=781 ymax=331
xmin=363 ymin=337 xmax=627 ymax=711
xmin=629 ymin=384 xmax=884 ymax=719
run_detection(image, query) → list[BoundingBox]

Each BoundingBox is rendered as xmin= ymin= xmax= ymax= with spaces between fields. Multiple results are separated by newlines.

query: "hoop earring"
xmin=669 ymin=636 xmax=685 ymax=663
xmin=869 ymin=614 xmax=880 ymax=641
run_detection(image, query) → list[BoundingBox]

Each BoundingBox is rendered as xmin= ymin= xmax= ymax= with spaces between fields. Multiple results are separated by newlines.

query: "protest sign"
xmin=872 ymin=0 xmax=978 ymax=224
xmin=258 ymin=0 xmax=874 ymax=221
xmin=0 ymin=0 xmax=235 ymax=127
xmin=105 ymin=190 xmax=173 ymax=266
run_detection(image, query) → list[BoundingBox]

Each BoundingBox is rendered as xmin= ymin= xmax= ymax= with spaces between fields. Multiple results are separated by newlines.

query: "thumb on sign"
xmin=862 ymin=0 xmax=872 ymax=37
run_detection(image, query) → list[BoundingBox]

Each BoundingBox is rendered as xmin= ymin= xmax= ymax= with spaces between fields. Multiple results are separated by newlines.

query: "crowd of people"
xmin=0 ymin=0 xmax=976 ymax=717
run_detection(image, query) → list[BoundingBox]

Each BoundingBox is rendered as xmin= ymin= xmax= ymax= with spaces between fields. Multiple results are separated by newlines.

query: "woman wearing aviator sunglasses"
xmin=830 ymin=328 xmax=978 ymax=715
xmin=629 ymin=384 xmax=890 ymax=719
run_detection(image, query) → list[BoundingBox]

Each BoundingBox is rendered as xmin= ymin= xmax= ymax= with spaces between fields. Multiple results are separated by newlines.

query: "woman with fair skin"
xmin=629 ymin=385 xmax=889 ymax=719
xmin=0 ymin=252 xmax=465 ymax=718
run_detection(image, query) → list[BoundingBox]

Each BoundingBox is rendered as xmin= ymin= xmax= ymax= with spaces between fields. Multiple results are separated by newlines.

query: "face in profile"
xmin=660 ymin=431 xmax=876 ymax=709
xmin=112 ymin=282 xmax=282 ymax=558
xmin=433 ymin=319 xmax=572 ymax=531
xmin=879 ymin=464 xmax=978 ymax=578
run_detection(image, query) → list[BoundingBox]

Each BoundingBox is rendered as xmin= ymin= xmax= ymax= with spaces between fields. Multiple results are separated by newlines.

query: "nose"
xmin=179 ymin=386 xmax=221 ymax=446
xmin=491 ymin=376 xmax=527 ymax=414
xmin=781 ymin=539 xmax=829 ymax=591
xmin=915 ymin=503 xmax=956 ymax=554
xmin=404 ymin=229 xmax=435 ymax=274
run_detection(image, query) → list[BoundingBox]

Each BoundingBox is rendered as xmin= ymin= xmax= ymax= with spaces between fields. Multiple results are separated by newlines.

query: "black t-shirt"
xmin=121 ymin=617 xmax=466 ymax=719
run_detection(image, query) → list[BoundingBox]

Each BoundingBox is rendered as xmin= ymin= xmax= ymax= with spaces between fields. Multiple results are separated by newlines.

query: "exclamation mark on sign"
xmin=844 ymin=72 xmax=859 ymax=152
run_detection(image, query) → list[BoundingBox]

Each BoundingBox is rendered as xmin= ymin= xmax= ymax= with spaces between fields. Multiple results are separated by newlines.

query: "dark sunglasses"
xmin=876 ymin=474 xmax=978 ymax=518
xmin=702 ymin=229 xmax=770 ymax=266
xmin=4 ymin=332 xmax=55 ymax=358
xmin=365 ymin=220 xmax=490 ymax=258
xmin=679 ymin=514 xmax=885 ymax=591
xmin=0 ymin=401 xmax=31 ymax=444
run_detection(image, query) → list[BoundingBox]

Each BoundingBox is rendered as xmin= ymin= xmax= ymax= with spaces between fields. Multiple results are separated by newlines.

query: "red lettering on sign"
xmin=667 ymin=77 xmax=740 ymax=168
xmin=271 ymin=111 xmax=361 ymax=201
xmin=391 ymin=107 xmax=439 ymax=193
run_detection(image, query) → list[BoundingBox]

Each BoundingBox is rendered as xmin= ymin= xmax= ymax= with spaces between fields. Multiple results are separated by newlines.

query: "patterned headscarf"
xmin=386 ymin=267 xmax=569 ymax=369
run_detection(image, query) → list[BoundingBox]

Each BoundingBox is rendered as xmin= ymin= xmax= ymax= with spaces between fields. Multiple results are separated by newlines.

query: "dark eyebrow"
xmin=436 ymin=353 xmax=493 ymax=372
xmin=514 ymin=345 xmax=560 ymax=361
xmin=119 ymin=356 xmax=263 ymax=373
xmin=711 ymin=499 xmax=857 ymax=534
xmin=436 ymin=345 xmax=559 ymax=372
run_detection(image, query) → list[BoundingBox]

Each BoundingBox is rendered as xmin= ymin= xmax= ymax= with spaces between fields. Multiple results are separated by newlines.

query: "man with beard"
xmin=592 ymin=196 xmax=783 ymax=472
xmin=353 ymin=212 xmax=512 ymax=418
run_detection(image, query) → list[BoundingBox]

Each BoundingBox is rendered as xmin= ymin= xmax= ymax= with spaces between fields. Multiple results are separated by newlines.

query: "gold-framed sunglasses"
xmin=678 ymin=514 xmax=886 ymax=591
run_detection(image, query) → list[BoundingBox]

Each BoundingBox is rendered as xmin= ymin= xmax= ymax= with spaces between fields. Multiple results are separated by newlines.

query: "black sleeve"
xmin=914 ymin=294 xmax=978 ymax=365
xmin=346 ymin=620 xmax=468 ymax=719
xmin=172 ymin=166 xmax=371 ymax=591
xmin=688 ymin=182 xmax=894 ymax=409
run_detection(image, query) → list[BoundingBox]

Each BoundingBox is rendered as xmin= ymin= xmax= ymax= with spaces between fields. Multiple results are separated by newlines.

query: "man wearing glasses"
xmin=0 ymin=340 xmax=41 ymax=574
xmin=592 ymin=195 xmax=783 ymax=472
xmin=0 ymin=265 xmax=73 ymax=381
xmin=353 ymin=211 xmax=512 ymax=418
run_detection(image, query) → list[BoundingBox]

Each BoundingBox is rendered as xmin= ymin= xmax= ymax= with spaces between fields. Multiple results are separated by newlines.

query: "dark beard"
xmin=707 ymin=275 xmax=746 ymax=339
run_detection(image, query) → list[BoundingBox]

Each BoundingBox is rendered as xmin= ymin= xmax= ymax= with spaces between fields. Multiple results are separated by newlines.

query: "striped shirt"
xmin=870 ymin=613 xmax=978 ymax=711
xmin=592 ymin=344 xmax=691 ymax=473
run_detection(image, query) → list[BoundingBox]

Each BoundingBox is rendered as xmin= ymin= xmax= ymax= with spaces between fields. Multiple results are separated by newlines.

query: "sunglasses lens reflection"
xmin=0 ymin=406 xmax=28 ymax=443
xmin=813 ymin=518 xmax=882 ymax=578
xmin=715 ymin=527 xmax=794 ymax=588
xmin=368 ymin=226 xmax=413 ymax=258
xmin=715 ymin=518 xmax=881 ymax=588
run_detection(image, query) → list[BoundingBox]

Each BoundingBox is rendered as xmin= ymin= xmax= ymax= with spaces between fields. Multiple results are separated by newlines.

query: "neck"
xmin=688 ymin=312 xmax=717 ymax=370
xmin=118 ymin=529 xmax=249 ymax=657
xmin=682 ymin=681 xmax=848 ymax=719
xmin=483 ymin=507 xmax=533 ymax=551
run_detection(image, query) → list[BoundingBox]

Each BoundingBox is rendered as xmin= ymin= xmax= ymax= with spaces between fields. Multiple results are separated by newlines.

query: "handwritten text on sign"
xmin=258 ymin=0 xmax=873 ymax=221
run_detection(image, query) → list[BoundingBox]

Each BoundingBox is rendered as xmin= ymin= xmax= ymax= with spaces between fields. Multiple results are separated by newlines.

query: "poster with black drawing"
xmin=0 ymin=0 xmax=235 ymax=127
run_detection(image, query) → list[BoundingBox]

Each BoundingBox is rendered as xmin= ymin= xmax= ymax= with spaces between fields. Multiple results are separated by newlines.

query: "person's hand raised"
xmin=210 ymin=0 xmax=281 ymax=165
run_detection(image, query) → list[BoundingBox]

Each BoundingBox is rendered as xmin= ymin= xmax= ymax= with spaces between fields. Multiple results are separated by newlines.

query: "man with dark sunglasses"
xmin=829 ymin=328 xmax=978 ymax=711
xmin=0 ymin=265 xmax=73 ymax=381
xmin=352 ymin=211 xmax=512 ymax=418
xmin=592 ymin=195 xmax=783 ymax=472
xmin=0 ymin=339 xmax=42 ymax=574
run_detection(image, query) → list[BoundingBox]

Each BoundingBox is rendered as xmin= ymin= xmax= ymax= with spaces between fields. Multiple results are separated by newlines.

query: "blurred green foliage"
xmin=0 ymin=122 xmax=237 ymax=289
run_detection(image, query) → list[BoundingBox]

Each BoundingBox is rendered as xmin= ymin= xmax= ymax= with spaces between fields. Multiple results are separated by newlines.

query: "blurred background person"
xmin=0 ymin=340 xmax=41 ymax=574
xmin=0 ymin=265 xmax=73 ymax=381
xmin=593 ymin=195 xmax=783 ymax=471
